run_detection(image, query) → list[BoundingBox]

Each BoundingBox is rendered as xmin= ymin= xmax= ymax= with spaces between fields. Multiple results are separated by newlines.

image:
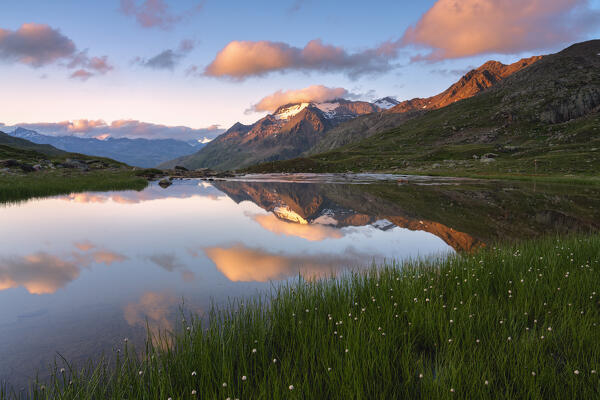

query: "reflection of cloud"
xmin=124 ymin=292 xmax=178 ymax=335
xmin=147 ymin=253 xmax=195 ymax=282
xmin=0 ymin=253 xmax=79 ymax=294
xmin=89 ymin=251 xmax=127 ymax=266
xmin=72 ymin=242 xmax=128 ymax=267
xmin=74 ymin=241 xmax=95 ymax=252
xmin=0 ymin=244 xmax=127 ymax=294
xmin=204 ymin=245 xmax=373 ymax=282
xmin=252 ymin=213 xmax=344 ymax=241
xmin=60 ymin=183 xmax=225 ymax=205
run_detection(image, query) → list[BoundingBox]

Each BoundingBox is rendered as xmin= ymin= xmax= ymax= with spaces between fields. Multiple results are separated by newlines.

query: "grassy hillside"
xmin=246 ymin=40 xmax=600 ymax=177
xmin=0 ymin=131 xmax=65 ymax=156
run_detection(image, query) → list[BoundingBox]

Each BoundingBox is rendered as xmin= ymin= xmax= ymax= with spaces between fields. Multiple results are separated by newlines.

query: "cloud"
xmin=204 ymin=245 xmax=375 ymax=282
xmin=250 ymin=85 xmax=350 ymax=113
xmin=69 ymin=69 xmax=93 ymax=81
xmin=134 ymin=40 xmax=195 ymax=70
xmin=0 ymin=253 xmax=80 ymax=295
xmin=204 ymin=38 xmax=401 ymax=80
xmin=120 ymin=0 xmax=204 ymax=30
xmin=0 ymin=23 xmax=75 ymax=67
xmin=0 ymin=23 xmax=113 ymax=80
xmin=402 ymin=0 xmax=600 ymax=60
xmin=288 ymin=0 xmax=308 ymax=13
xmin=9 ymin=120 xmax=223 ymax=142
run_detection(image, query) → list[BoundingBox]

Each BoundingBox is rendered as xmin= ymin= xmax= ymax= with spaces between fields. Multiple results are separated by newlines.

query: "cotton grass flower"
xmin=192 ymin=371 xmax=197 ymax=376
xmin=222 ymin=382 xmax=227 ymax=387
xmin=242 ymin=376 xmax=247 ymax=381
xmin=289 ymin=385 xmax=294 ymax=390
xmin=191 ymin=390 xmax=197 ymax=395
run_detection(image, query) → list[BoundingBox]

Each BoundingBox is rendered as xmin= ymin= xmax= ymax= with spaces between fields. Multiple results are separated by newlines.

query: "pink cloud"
xmin=0 ymin=23 xmax=113 ymax=80
xmin=69 ymin=69 xmax=93 ymax=81
xmin=251 ymin=85 xmax=350 ymax=113
xmin=402 ymin=0 xmax=600 ymax=60
xmin=120 ymin=0 xmax=204 ymax=30
xmin=10 ymin=119 xmax=223 ymax=141
xmin=204 ymin=39 xmax=399 ymax=79
xmin=0 ymin=23 xmax=75 ymax=67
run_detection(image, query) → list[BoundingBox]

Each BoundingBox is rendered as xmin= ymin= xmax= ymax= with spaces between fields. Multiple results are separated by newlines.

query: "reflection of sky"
xmin=0 ymin=180 xmax=450 ymax=384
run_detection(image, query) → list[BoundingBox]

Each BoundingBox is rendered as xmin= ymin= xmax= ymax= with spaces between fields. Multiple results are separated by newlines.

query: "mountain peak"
xmin=373 ymin=97 xmax=400 ymax=110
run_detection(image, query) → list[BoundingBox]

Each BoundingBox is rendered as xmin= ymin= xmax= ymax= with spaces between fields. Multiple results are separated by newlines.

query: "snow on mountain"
xmin=274 ymin=103 xmax=310 ymax=120
xmin=373 ymin=97 xmax=400 ymax=110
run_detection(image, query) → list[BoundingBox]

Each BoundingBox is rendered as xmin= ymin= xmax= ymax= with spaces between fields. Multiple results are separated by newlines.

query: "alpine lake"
xmin=1 ymin=173 xmax=599 ymax=387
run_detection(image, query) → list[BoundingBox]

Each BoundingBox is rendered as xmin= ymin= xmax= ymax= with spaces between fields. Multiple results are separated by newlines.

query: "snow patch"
xmin=316 ymin=102 xmax=340 ymax=119
xmin=374 ymin=97 xmax=399 ymax=110
xmin=274 ymin=103 xmax=309 ymax=120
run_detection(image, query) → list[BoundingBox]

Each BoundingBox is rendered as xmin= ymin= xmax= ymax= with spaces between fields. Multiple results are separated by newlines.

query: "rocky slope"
xmin=308 ymin=56 xmax=542 ymax=155
xmin=388 ymin=56 xmax=542 ymax=114
xmin=248 ymin=40 xmax=600 ymax=176
xmin=159 ymin=99 xmax=380 ymax=171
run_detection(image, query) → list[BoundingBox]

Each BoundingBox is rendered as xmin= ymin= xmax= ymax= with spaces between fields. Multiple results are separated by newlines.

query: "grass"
xmin=3 ymin=234 xmax=599 ymax=399
xmin=0 ymin=169 xmax=148 ymax=204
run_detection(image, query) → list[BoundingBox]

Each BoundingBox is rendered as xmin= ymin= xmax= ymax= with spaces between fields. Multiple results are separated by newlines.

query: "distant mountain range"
xmin=7 ymin=128 xmax=201 ymax=168
xmin=161 ymin=52 xmax=547 ymax=171
xmin=159 ymin=98 xmax=383 ymax=170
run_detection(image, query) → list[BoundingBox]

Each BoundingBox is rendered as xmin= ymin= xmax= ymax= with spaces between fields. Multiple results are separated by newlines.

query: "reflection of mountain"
xmin=213 ymin=180 xmax=600 ymax=251
xmin=213 ymin=181 xmax=481 ymax=252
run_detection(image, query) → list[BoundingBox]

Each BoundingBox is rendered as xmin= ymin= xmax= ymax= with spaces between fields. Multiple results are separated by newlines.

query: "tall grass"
xmin=2 ymin=235 xmax=599 ymax=399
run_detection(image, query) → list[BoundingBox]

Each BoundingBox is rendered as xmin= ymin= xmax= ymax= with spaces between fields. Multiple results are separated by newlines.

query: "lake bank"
xmin=5 ymin=234 xmax=599 ymax=399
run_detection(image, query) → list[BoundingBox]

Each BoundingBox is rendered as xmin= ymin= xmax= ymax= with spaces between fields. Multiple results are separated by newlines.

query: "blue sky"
xmin=1 ymin=0 xmax=599 ymax=139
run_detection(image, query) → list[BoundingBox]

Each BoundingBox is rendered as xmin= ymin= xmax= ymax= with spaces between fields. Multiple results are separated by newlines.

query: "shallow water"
xmin=1 ymin=175 xmax=599 ymax=386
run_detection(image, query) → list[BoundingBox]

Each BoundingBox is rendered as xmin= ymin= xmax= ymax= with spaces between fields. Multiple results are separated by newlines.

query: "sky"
xmin=0 ymin=0 xmax=599 ymax=141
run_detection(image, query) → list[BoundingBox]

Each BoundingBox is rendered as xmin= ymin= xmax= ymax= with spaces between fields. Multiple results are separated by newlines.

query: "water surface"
xmin=1 ymin=175 xmax=599 ymax=385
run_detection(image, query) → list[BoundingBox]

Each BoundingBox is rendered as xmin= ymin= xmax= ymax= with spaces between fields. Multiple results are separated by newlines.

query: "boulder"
xmin=158 ymin=178 xmax=172 ymax=188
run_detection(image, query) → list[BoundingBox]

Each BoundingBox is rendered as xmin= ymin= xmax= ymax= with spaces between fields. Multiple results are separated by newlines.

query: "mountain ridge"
xmin=8 ymin=128 xmax=200 ymax=168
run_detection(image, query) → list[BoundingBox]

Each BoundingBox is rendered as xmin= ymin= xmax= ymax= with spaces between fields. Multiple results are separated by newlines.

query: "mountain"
xmin=246 ymin=40 xmax=600 ymax=176
xmin=159 ymin=99 xmax=380 ymax=171
xmin=8 ymin=128 xmax=200 ymax=168
xmin=373 ymin=97 xmax=400 ymax=110
xmin=308 ymin=56 xmax=542 ymax=155
xmin=0 ymin=130 xmax=66 ymax=157
xmin=387 ymin=56 xmax=542 ymax=114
